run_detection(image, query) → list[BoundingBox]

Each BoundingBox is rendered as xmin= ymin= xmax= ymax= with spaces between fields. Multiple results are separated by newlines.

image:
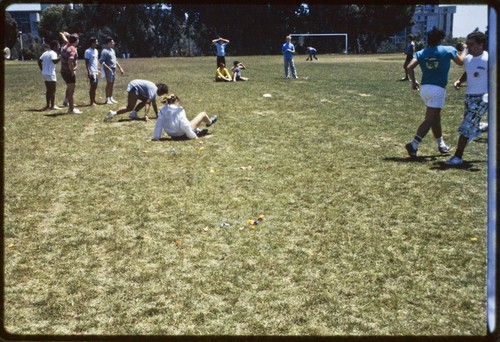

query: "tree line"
xmin=5 ymin=4 xmax=416 ymax=59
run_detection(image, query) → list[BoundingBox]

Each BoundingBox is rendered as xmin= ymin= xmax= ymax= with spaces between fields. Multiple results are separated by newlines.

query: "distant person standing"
xmin=445 ymin=31 xmax=488 ymax=166
xmin=405 ymin=28 xmax=466 ymax=158
xmin=401 ymin=34 xmax=416 ymax=81
xmin=282 ymin=35 xmax=297 ymax=79
xmin=306 ymin=46 xmax=318 ymax=61
xmin=60 ymin=31 xmax=82 ymax=114
xmin=84 ymin=37 xmax=100 ymax=106
xmin=100 ymin=37 xmax=124 ymax=104
xmin=38 ymin=40 xmax=61 ymax=110
xmin=212 ymin=37 xmax=230 ymax=68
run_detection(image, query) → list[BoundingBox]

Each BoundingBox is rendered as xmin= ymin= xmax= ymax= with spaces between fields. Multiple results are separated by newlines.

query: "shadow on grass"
xmin=473 ymin=137 xmax=488 ymax=144
xmin=384 ymin=155 xmax=484 ymax=172
xmin=156 ymin=133 xmax=213 ymax=141
xmin=117 ymin=117 xmax=149 ymax=122
xmin=43 ymin=112 xmax=68 ymax=117
xmin=430 ymin=160 xmax=485 ymax=172
xmin=383 ymin=155 xmax=441 ymax=163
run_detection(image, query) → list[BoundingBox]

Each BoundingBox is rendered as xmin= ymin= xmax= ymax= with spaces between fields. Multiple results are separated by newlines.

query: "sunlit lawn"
xmin=3 ymin=53 xmax=488 ymax=336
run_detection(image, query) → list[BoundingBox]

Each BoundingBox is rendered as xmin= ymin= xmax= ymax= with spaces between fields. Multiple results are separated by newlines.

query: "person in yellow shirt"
xmin=215 ymin=62 xmax=232 ymax=82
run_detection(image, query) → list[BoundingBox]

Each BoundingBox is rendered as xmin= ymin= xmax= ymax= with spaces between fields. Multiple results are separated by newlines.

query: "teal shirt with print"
xmin=415 ymin=45 xmax=458 ymax=88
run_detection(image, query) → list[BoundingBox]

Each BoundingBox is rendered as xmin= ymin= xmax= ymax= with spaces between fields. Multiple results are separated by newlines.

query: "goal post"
xmin=289 ymin=33 xmax=348 ymax=54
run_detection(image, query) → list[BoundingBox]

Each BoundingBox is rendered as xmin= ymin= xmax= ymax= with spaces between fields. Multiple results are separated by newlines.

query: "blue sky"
xmin=451 ymin=5 xmax=488 ymax=37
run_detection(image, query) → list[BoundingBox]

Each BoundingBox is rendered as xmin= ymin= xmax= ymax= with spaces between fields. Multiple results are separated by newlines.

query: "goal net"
xmin=289 ymin=33 xmax=348 ymax=54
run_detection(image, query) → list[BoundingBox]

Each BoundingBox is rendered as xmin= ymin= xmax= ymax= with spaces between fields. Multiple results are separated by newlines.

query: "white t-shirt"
xmin=464 ymin=50 xmax=488 ymax=95
xmin=84 ymin=47 xmax=99 ymax=74
xmin=39 ymin=50 xmax=58 ymax=77
xmin=154 ymin=104 xmax=197 ymax=140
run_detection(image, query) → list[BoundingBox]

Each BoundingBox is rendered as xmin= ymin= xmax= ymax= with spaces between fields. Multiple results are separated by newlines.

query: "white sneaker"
xmin=129 ymin=111 xmax=139 ymax=120
xmin=479 ymin=122 xmax=488 ymax=132
xmin=68 ymin=108 xmax=82 ymax=114
xmin=105 ymin=99 xmax=114 ymax=105
xmin=445 ymin=156 xmax=464 ymax=166
xmin=111 ymin=98 xmax=118 ymax=104
xmin=51 ymin=105 xmax=62 ymax=110
xmin=104 ymin=110 xmax=116 ymax=122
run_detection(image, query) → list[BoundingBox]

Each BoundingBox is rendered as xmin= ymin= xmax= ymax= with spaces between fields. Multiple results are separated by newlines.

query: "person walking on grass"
xmin=282 ymin=35 xmax=297 ymax=79
xmin=445 ymin=31 xmax=488 ymax=166
xmin=401 ymin=34 xmax=415 ymax=81
xmin=60 ymin=32 xmax=82 ymax=114
xmin=153 ymin=93 xmax=218 ymax=140
xmin=84 ymin=37 xmax=100 ymax=106
xmin=212 ymin=37 xmax=230 ymax=68
xmin=405 ymin=28 xmax=466 ymax=158
xmin=104 ymin=79 xmax=168 ymax=122
xmin=38 ymin=40 xmax=61 ymax=110
xmin=100 ymin=37 xmax=124 ymax=105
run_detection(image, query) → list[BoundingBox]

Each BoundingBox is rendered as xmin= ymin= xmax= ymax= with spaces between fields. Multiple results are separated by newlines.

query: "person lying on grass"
xmin=153 ymin=94 xmax=218 ymax=140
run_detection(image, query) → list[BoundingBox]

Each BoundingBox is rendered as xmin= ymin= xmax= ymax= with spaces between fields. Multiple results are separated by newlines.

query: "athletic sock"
xmin=436 ymin=136 xmax=445 ymax=147
xmin=411 ymin=135 xmax=422 ymax=150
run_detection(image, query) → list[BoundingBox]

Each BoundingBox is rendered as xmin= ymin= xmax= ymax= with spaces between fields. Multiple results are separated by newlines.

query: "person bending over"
xmin=104 ymin=79 xmax=168 ymax=122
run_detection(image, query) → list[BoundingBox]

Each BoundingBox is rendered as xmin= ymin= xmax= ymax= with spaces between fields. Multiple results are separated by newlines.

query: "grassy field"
xmin=3 ymin=53 xmax=488 ymax=336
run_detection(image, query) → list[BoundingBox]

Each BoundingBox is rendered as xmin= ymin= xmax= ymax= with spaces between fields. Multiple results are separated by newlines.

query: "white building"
xmin=6 ymin=3 xmax=64 ymax=37
xmin=411 ymin=5 xmax=456 ymax=40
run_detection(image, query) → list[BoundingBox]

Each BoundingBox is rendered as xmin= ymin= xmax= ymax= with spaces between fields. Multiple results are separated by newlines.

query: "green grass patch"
xmin=4 ymin=54 xmax=487 ymax=336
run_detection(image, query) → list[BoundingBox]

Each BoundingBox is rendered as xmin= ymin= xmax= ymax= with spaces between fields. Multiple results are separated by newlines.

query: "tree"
xmin=4 ymin=11 xmax=18 ymax=49
xmin=38 ymin=5 xmax=65 ymax=42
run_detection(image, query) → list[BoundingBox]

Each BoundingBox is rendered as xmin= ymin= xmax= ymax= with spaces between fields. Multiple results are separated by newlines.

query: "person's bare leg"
xmin=190 ymin=112 xmax=211 ymax=129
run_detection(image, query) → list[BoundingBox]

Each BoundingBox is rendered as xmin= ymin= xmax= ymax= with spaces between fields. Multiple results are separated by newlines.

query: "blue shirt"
xmin=128 ymin=79 xmax=158 ymax=100
xmin=100 ymin=48 xmax=117 ymax=68
xmin=282 ymin=42 xmax=295 ymax=58
xmin=415 ymin=45 xmax=458 ymax=88
xmin=214 ymin=42 xmax=228 ymax=57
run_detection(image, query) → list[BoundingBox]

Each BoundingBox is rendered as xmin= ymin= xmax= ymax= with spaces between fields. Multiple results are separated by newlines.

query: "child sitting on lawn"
xmin=215 ymin=62 xmax=232 ymax=82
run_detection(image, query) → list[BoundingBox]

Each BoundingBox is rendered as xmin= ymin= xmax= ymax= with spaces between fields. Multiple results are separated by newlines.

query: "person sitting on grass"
xmin=215 ymin=62 xmax=232 ymax=82
xmin=231 ymin=60 xmax=248 ymax=81
xmin=104 ymin=79 xmax=168 ymax=122
xmin=153 ymin=94 xmax=218 ymax=140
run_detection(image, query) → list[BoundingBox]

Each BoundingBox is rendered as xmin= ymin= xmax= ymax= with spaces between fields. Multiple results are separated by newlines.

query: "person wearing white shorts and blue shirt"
xmin=405 ymin=28 xmax=466 ymax=158
xmin=445 ymin=31 xmax=488 ymax=166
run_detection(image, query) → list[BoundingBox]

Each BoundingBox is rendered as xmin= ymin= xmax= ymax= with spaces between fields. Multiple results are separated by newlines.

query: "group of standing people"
xmin=404 ymin=28 xmax=488 ymax=166
xmin=37 ymin=32 xmax=124 ymax=114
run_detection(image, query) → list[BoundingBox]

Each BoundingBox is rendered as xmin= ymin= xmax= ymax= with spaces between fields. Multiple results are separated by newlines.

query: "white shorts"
xmin=419 ymin=84 xmax=446 ymax=109
xmin=42 ymin=74 xmax=57 ymax=82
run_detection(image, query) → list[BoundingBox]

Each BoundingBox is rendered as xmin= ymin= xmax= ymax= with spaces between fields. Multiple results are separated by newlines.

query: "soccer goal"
xmin=289 ymin=33 xmax=348 ymax=54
